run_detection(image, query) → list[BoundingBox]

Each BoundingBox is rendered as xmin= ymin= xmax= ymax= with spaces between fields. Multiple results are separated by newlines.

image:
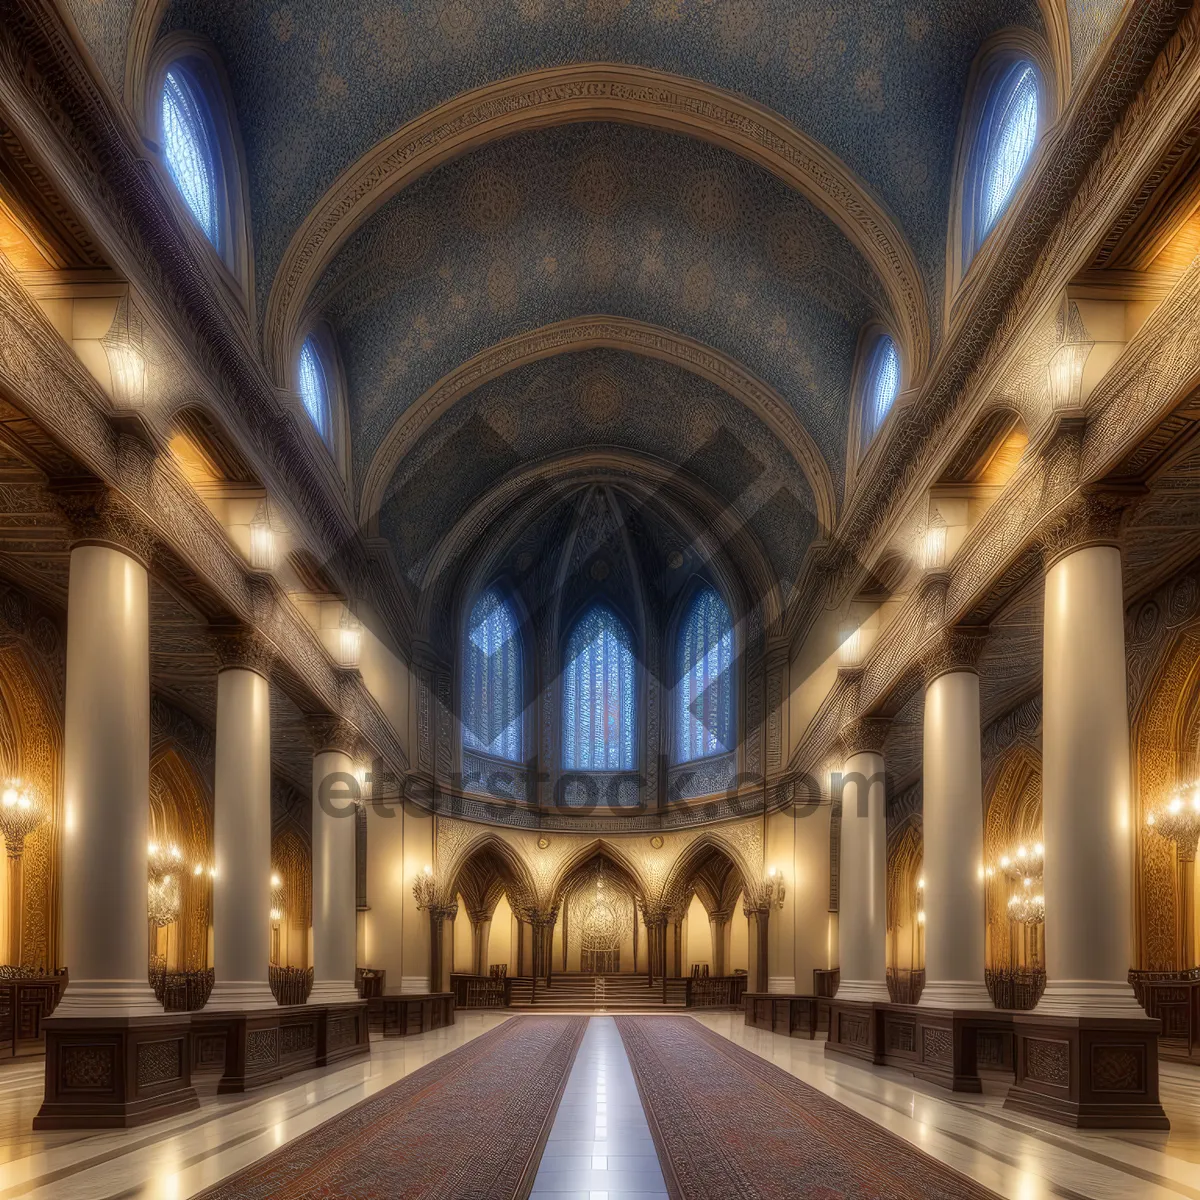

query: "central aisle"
xmin=531 ymin=1016 xmax=668 ymax=1198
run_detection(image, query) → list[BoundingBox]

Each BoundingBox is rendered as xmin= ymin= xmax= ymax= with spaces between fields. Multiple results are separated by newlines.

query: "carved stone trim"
xmin=50 ymin=483 xmax=155 ymax=567
xmin=306 ymin=715 xmax=360 ymax=757
xmin=839 ymin=717 xmax=891 ymax=759
xmin=208 ymin=625 xmax=275 ymax=679
xmin=1036 ymin=489 xmax=1142 ymax=570
xmin=921 ymin=627 xmax=988 ymax=686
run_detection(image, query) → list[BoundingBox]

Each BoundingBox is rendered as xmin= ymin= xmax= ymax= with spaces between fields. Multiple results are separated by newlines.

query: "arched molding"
xmin=122 ymin=0 xmax=169 ymax=116
xmin=544 ymin=838 xmax=651 ymax=909
xmin=264 ymin=64 xmax=929 ymax=390
xmin=290 ymin=319 xmax=353 ymax=494
xmin=885 ymin=816 xmax=923 ymax=973
xmin=844 ymin=319 xmax=908 ymax=500
xmin=1036 ymin=0 xmax=1074 ymax=109
xmin=358 ymin=317 xmax=836 ymax=537
xmin=272 ymin=826 xmax=311 ymax=968
xmin=658 ymin=834 xmax=750 ymax=912
xmin=441 ymin=832 xmax=540 ymax=915
xmin=136 ymin=30 xmax=256 ymax=319
xmin=412 ymin=450 xmax=784 ymax=643
xmin=944 ymin=29 xmax=1060 ymax=323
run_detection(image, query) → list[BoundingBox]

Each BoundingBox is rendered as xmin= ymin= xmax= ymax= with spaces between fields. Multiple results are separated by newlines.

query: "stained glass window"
xmin=462 ymin=588 xmax=523 ymax=762
xmin=675 ymin=587 xmax=734 ymax=763
xmin=862 ymin=334 xmax=900 ymax=444
xmin=298 ymin=336 xmax=332 ymax=444
xmin=160 ymin=64 xmax=221 ymax=248
xmin=969 ymin=60 xmax=1039 ymax=256
xmin=563 ymin=604 xmax=636 ymax=771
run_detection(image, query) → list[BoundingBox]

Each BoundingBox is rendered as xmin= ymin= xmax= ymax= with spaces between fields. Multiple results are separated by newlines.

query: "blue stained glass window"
xmin=160 ymin=64 xmax=221 ymax=248
xmin=298 ymin=336 xmax=332 ymax=444
xmin=463 ymin=588 xmax=523 ymax=762
xmin=979 ymin=63 xmax=1038 ymax=234
xmin=863 ymin=334 xmax=900 ymax=443
xmin=563 ymin=604 xmax=636 ymax=771
xmin=675 ymin=587 xmax=734 ymax=763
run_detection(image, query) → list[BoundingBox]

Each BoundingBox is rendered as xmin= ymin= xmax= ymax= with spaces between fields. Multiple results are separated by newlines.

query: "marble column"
xmin=1038 ymin=534 xmax=1142 ymax=1016
xmin=921 ymin=631 xmax=991 ymax=1009
xmin=308 ymin=717 xmax=360 ymax=1005
xmin=836 ymin=718 xmax=890 ymax=1002
xmin=208 ymin=630 xmax=275 ymax=1009
xmin=59 ymin=514 xmax=158 ymax=1015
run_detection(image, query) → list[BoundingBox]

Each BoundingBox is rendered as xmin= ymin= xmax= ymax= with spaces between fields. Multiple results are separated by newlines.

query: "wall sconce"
xmin=838 ymin=623 xmax=863 ymax=668
xmin=1047 ymin=339 xmax=1094 ymax=411
xmin=101 ymin=295 xmax=146 ymax=410
xmin=1147 ymin=783 xmax=1200 ymax=970
xmin=337 ymin=609 xmax=362 ymax=669
xmin=249 ymin=498 xmax=277 ymax=571
xmin=763 ymin=866 xmax=786 ymax=910
xmin=0 ymin=779 xmax=47 ymax=966
xmin=920 ymin=519 xmax=947 ymax=572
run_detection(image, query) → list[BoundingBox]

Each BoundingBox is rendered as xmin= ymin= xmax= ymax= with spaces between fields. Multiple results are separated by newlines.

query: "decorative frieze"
xmin=50 ymin=482 xmax=156 ymax=566
xmin=208 ymin=624 xmax=276 ymax=679
xmin=838 ymin=717 xmax=891 ymax=759
xmin=1035 ymin=488 xmax=1142 ymax=569
xmin=306 ymin=714 xmax=360 ymax=757
xmin=921 ymin=627 xmax=988 ymax=686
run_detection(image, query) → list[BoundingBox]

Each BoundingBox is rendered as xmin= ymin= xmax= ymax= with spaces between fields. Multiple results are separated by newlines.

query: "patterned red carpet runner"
xmin=197 ymin=1016 xmax=587 ymax=1200
xmin=616 ymin=1016 xmax=1000 ymax=1200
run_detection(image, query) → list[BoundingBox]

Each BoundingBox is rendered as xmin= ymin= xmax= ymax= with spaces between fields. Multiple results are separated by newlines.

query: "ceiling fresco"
xmin=142 ymin=0 xmax=1043 ymax=318
xmin=378 ymin=347 xmax=816 ymax=593
xmin=318 ymin=123 xmax=883 ymax=494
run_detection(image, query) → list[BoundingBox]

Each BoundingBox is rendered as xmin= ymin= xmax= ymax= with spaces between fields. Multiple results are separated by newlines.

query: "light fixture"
xmin=413 ymin=864 xmax=440 ymax=911
xmin=1147 ymin=782 xmax=1200 ymax=970
xmin=249 ymin=498 xmax=277 ymax=571
xmin=0 ymin=778 xmax=48 ymax=966
xmin=270 ymin=871 xmax=285 ymax=925
xmin=337 ymin=609 xmax=362 ymax=669
xmin=1007 ymin=881 xmax=1046 ymax=926
xmin=838 ymin=623 xmax=863 ymax=668
xmin=996 ymin=841 xmax=1045 ymax=883
xmin=920 ymin=518 xmax=947 ymax=572
xmin=1047 ymin=338 xmax=1094 ymax=411
xmin=761 ymin=866 xmax=786 ymax=910
xmin=101 ymin=294 xmax=146 ymax=410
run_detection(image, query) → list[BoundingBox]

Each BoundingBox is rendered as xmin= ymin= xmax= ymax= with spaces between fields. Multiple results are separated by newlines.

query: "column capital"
xmin=208 ymin=623 xmax=275 ymax=679
xmin=921 ymin=626 xmax=987 ymax=686
xmin=1036 ymin=487 xmax=1142 ymax=570
xmin=51 ymin=481 xmax=155 ymax=567
xmin=839 ymin=716 xmax=890 ymax=758
xmin=306 ymin=713 xmax=359 ymax=756
xmin=639 ymin=900 xmax=670 ymax=928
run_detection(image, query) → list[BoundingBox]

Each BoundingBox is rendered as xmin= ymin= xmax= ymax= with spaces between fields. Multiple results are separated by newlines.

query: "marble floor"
xmin=530 ymin=1015 xmax=668 ymax=1199
xmin=0 ymin=1011 xmax=1195 ymax=1198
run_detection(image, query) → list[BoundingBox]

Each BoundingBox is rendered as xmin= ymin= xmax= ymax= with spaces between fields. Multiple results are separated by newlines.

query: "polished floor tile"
xmin=531 ymin=1017 xmax=667 ymax=1199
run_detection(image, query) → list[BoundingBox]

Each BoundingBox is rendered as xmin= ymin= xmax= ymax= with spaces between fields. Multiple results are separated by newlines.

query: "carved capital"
xmin=839 ymin=716 xmax=891 ymax=758
xmin=52 ymin=482 xmax=155 ymax=566
xmin=1036 ymin=488 xmax=1141 ymax=569
xmin=306 ymin=714 xmax=359 ymax=756
xmin=208 ymin=623 xmax=275 ymax=679
xmin=639 ymin=900 xmax=670 ymax=928
xmin=921 ymin=626 xmax=987 ymax=685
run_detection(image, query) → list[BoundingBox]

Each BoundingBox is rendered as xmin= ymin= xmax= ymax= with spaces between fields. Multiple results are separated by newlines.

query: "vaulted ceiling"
xmin=56 ymin=0 xmax=1133 ymax=631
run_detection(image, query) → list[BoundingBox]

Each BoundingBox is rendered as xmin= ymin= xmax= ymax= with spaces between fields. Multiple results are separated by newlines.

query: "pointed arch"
xmin=562 ymin=602 xmax=637 ymax=772
xmin=462 ymin=587 xmax=525 ymax=764
xmin=673 ymin=584 xmax=735 ymax=764
xmin=442 ymin=833 xmax=539 ymax=915
xmin=545 ymin=838 xmax=650 ymax=907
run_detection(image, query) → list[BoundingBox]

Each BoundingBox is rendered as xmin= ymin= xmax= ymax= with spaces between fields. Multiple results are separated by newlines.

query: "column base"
xmin=206 ymin=981 xmax=278 ymax=1010
xmin=835 ymin=979 xmax=890 ymax=1003
xmin=53 ymin=979 xmax=163 ymax=1018
xmin=877 ymin=1002 xmax=1014 ymax=1093
xmin=1035 ymin=980 xmax=1147 ymax=1019
xmin=1004 ymin=1012 xmax=1169 ymax=1129
xmin=35 ymin=1013 xmax=198 ymax=1130
xmin=309 ymin=980 xmax=361 ymax=1006
xmin=919 ymin=980 xmax=993 ymax=1009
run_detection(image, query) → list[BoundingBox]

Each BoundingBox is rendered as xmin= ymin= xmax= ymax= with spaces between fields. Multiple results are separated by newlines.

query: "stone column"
xmin=472 ymin=913 xmax=493 ymax=975
xmin=921 ymin=630 xmax=991 ymax=1009
xmin=744 ymin=901 xmax=770 ymax=993
xmin=58 ymin=497 xmax=158 ymax=1015
xmin=208 ymin=629 xmax=275 ymax=1009
xmin=708 ymin=910 xmax=729 ymax=976
xmin=1038 ymin=514 xmax=1142 ymax=1017
xmin=836 ymin=718 xmax=890 ymax=1002
xmin=308 ymin=717 xmax=360 ymax=1005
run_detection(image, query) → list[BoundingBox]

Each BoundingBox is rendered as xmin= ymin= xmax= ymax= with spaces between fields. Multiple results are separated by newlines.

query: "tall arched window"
xmin=964 ymin=60 xmax=1040 ymax=263
xmin=159 ymin=63 xmax=222 ymax=249
xmin=298 ymin=335 xmax=332 ymax=445
xmin=861 ymin=333 xmax=900 ymax=447
xmin=462 ymin=588 xmax=523 ymax=763
xmin=675 ymin=586 xmax=734 ymax=763
xmin=563 ymin=604 xmax=636 ymax=771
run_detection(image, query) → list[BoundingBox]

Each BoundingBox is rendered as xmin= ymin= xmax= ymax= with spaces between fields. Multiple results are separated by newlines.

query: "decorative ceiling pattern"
xmin=319 ymin=123 xmax=883 ymax=494
xmin=146 ymin=0 xmax=1041 ymax=317
xmin=377 ymin=348 xmax=816 ymax=591
xmin=1068 ymin=0 xmax=1127 ymax=76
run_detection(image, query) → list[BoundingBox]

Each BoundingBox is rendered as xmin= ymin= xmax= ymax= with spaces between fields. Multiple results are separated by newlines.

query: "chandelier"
xmin=147 ymin=841 xmax=184 ymax=928
xmin=1147 ymin=784 xmax=1200 ymax=859
xmin=1007 ymin=877 xmax=1045 ymax=926
xmin=270 ymin=871 xmax=285 ymax=925
xmin=0 ymin=779 xmax=46 ymax=851
xmin=996 ymin=842 xmax=1044 ymax=883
